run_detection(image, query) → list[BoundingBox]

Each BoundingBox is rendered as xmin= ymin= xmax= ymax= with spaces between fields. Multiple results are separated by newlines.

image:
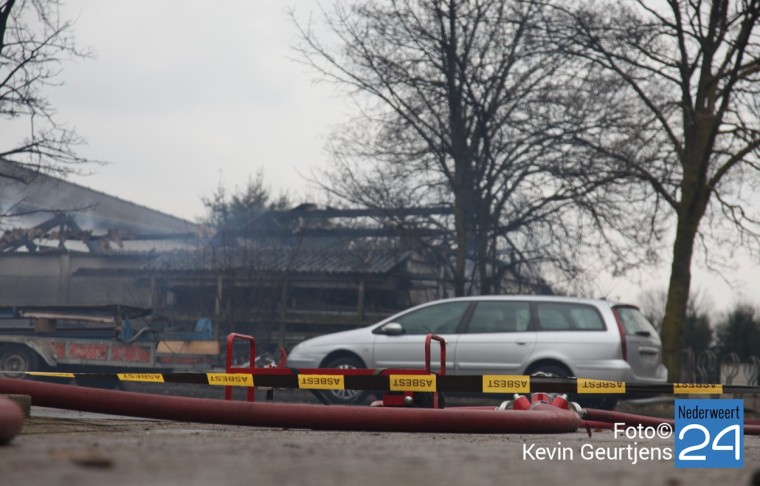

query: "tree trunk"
xmin=660 ymin=220 xmax=696 ymax=381
xmin=660 ymin=186 xmax=707 ymax=381
xmin=0 ymin=0 xmax=16 ymax=54
xmin=477 ymin=195 xmax=491 ymax=295
xmin=453 ymin=176 xmax=467 ymax=296
xmin=443 ymin=1 xmax=469 ymax=297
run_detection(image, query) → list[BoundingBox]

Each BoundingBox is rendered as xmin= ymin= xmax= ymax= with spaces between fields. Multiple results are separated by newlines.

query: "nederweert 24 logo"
xmin=675 ymin=399 xmax=743 ymax=468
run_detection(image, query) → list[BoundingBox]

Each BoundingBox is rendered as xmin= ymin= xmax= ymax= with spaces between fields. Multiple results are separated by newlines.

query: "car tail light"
xmin=611 ymin=308 xmax=627 ymax=362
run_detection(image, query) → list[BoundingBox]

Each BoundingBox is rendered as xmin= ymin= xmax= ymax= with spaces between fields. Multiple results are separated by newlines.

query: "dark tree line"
xmin=716 ymin=304 xmax=760 ymax=362
xmin=640 ymin=288 xmax=760 ymax=363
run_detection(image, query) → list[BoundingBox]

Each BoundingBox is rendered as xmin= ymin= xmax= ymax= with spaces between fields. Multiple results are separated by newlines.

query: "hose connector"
xmin=550 ymin=394 xmax=569 ymax=410
xmin=512 ymin=394 xmax=531 ymax=410
xmin=530 ymin=392 xmax=552 ymax=405
xmin=568 ymin=401 xmax=585 ymax=417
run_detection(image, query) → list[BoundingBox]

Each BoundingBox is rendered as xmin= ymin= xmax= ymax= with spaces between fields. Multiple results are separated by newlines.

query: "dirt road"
xmin=2 ymin=401 xmax=759 ymax=486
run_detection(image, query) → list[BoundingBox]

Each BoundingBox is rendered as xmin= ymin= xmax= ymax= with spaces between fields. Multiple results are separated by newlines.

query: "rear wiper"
xmin=635 ymin=331 xmax=651 ymax=337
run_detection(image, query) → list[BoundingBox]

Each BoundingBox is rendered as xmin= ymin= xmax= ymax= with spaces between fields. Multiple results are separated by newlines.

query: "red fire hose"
xmin=0 ymin=378 xmax=579 ymax=434
xmin=583 ymin=408 xmax=675 ymax=428
xmin=0 ymin=396 xmax=24 ymax=445
xmin=4 ymin=378 xmax=758 ymax=435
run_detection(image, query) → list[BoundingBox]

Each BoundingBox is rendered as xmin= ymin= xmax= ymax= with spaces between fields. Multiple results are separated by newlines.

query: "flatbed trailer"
xmin=0 ymin=305 xmax=220 ymax=377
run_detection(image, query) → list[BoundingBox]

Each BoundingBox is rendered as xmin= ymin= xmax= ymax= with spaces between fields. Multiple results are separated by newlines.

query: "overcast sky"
xmin=54 ymin=1 xmax=342 ymax=223
xmin=27 ymin=1 xmax=760 ymax=314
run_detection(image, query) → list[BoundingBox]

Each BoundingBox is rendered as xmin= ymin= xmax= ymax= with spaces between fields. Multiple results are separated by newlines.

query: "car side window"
xmin=536 ymin=303 xmax=605 ymax=331
xmin=467 ymin=301 xmax=531 ymax=333
xmin=394 ymin=301 xmax=470 ymax=335
xmin=614 ymin=306 xmax=657 ymax=336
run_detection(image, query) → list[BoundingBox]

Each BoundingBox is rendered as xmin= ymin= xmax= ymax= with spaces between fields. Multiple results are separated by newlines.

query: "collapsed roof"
xmin=0 ymin=158 xmax=198 ymax=253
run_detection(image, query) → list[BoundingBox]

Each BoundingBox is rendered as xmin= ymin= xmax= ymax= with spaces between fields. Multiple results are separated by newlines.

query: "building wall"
xmin=0 ymin=253 xmax=153 ymax=306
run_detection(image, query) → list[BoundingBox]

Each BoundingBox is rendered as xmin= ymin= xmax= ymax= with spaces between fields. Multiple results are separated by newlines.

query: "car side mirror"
xmin=375 ymin=322 xmax=404 ymax=336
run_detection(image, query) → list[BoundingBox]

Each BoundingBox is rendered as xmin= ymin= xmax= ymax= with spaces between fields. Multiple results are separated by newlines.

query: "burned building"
xmin=0 ymin=158 xmax=550 ymax=351
xmin=96 ymin=242 xmax=446 ymax=350
xmin=0 ymin=158 xmax=197 ymax=307
xmin=0 ymin=159 xmax=453 ymax=349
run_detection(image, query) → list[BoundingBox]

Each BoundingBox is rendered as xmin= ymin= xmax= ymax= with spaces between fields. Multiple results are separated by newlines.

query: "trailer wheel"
xmin=0 ymin=346 xmax=39 ymax=378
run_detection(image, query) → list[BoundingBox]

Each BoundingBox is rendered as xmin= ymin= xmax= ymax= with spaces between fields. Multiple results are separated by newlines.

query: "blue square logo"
xmin=674 ymin=399 xmax=743 ymax=468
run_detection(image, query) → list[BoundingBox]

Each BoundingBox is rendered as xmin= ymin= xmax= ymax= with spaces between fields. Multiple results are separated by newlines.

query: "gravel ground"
xmin=1 ymin=386 xmax=759 ymax=486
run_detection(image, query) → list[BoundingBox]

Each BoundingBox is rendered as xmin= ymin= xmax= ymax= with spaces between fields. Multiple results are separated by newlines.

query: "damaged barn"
xmin=0 ymin=157 xmax=549 ymax=356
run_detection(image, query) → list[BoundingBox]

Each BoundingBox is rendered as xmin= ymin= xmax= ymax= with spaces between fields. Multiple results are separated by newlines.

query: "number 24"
xmin=678 ymin=424 xmax=741 ymax=461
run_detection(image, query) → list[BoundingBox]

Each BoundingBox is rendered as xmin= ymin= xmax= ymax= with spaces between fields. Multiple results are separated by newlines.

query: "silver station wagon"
xmin=286 ymin=296 xmax=668 ymax=408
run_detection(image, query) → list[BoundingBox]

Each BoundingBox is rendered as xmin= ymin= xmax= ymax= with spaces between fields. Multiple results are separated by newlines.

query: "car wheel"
xmin=74 ymin=375 xmax=123 ymax=390
xmin=528 ymin=363 xmax=617 ymax=410
xmin=528 ymin=363 xmax=570 ymax=380
xmin=410 ymin=391 xmax=446 ymax=408
xmin=595 ymin=397 xmax=619 ymax=410
xmin=318 ymin=355 xmax=370 ymax=405
xmin=0 ymin=346 xmax=39 ymax=378
xmin=571 ymin=395 xmax=618 ymax=410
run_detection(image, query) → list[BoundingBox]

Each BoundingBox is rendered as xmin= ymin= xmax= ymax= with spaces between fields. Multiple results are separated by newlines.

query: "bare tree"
xmin=552 ymin=0 xmax=760 ymax=379
xmin=292 ymin=0 xmax=647 ymax=296
xmin=1 ymin=0 xmax=90 ymax=174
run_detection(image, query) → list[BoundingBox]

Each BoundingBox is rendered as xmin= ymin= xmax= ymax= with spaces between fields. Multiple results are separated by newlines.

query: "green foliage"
xmin=715 ymin=305 xmax=760 ymax=361
xmin=683 ymin=312 xmax=712 ymax=356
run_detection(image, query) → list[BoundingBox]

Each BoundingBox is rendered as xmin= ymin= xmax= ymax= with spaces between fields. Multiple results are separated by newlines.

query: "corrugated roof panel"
xmin=144 ymin=246 xmax=409 ymax=275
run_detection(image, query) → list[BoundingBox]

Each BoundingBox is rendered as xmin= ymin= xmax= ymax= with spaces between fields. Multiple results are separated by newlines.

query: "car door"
xmin=453 ymin=300 xmax=536 ymax=375
xmin=371 ymin=300 xmax=471 ymax=372
xmin=532 ymin=301 xmax=612 ymax=378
